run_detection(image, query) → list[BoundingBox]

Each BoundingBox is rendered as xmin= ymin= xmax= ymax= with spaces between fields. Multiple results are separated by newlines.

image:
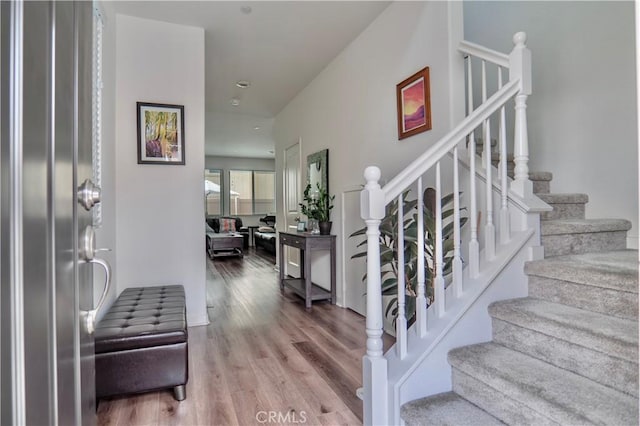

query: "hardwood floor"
xmin=97 ymin=248 xmax=393 ymax=426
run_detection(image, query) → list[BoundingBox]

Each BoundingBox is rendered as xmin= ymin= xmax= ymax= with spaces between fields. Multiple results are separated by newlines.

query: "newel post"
xmin=509 ymin=32 xmax=533 ymax=198
xmin=360 ymin=166 xmax=388 ymax=425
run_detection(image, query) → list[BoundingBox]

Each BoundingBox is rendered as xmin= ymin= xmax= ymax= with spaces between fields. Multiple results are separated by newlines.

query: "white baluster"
xmin=498 ymin=67 xmax=511 ymax=244
xmin=416 ymin=177 xmax=427 ymax=337
xmin=509 ymin=32 xmax=533 ymax=198
xmin=360 ymin=166 xmax=388 ymax=425
xmin=481 ymin=60 xmax=488 ymax=169
xmin=434 ymin=162 xmax=445 ymax=317
xmin=467 ymin=57 xmax=480 ymax=278
xmin=396 ymin=194 xmax=407 ymax=359
xmin=452 ymin=147 xmax=463 ymax=297
xmin=482 ymin=61 xmax=495 ymax=260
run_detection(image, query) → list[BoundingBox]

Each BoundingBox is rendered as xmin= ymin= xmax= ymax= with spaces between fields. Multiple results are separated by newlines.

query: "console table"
xmin=279 ymin=232 xmax=336 ymax=309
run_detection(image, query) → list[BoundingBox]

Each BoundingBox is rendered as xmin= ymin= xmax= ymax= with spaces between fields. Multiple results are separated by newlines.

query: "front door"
xmin=1 ymin=2 xmax=100 ymax=424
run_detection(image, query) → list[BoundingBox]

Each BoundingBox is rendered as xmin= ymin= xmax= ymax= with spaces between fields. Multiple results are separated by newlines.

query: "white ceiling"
xmin=112 ymin=1 xmax=390 ymax=159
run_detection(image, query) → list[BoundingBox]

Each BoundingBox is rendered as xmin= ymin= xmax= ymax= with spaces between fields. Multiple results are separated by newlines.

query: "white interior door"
xmin=343 ymin=189 xmax=367 ymax=315
xmin=283 ymin=140 xmax=301 ymax=277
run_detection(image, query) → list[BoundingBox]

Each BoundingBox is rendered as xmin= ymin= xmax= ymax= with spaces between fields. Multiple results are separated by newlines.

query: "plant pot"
xmin=319 ymin=221 xmax=332 ymax=235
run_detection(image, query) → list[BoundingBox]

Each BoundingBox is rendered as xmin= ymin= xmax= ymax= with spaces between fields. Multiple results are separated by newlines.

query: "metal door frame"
xmin=1 ymin=2 xmax=27 ymax=424
xmin=1 ymin=2 xmax=97 ymax=424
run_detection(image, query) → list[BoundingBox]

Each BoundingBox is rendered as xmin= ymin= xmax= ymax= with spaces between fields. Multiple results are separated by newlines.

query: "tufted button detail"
xmin=94 ymin=285 xmax=186 ymax=354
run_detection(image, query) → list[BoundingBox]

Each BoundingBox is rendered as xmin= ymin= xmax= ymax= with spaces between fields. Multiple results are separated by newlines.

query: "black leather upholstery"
xmin=255 ymin=231 xmax=276 ymax=254
xmin=95 ymin=286 xmax=187 ymax=353
xmin=260 ymin=215 xmax=276 ymax=226
xmin=95 ymin=285 xmax=188 ymax=401
xmin=255 ymin=215 xmax=276 ymax=254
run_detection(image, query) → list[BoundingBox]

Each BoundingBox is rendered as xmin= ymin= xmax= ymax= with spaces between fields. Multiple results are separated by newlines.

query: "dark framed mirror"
xmin=307 ymin=149 xmax=328 ymax=194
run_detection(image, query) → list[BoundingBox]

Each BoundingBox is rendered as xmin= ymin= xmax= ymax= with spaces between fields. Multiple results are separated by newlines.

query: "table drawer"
xmin=280 ymin=234 xmax=304 ymax=249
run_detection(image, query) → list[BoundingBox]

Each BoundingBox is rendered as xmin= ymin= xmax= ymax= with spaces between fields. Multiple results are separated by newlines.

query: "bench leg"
xmin=173 ymin=385 xmax=186 ymax=401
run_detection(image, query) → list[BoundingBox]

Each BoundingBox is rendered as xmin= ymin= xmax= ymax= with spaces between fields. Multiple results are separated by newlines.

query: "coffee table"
xmin=206 ymin=233 xmax=244 ymax=259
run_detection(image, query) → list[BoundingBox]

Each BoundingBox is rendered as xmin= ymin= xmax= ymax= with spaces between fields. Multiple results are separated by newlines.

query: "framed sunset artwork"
xmin=396 ymin=67 xmax=431 ymax=140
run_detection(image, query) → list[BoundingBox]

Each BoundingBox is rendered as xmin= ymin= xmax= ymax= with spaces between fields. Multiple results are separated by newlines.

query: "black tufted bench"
xmin=94 ymin=285 xmax=188 ymax=401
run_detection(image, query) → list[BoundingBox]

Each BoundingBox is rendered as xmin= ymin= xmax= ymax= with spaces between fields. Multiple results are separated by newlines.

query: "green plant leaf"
xmin=385 ymin=297 xmax=398 ymax=317
xmin=349 ymin=228 xmax=367 ymax=238
xmin=350 ymin=251 xmax=368 ymax=259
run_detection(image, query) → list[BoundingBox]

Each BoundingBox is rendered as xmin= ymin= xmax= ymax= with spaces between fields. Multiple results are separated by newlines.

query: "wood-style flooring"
xmin=97 ymin=248 xmax=393 ymax=426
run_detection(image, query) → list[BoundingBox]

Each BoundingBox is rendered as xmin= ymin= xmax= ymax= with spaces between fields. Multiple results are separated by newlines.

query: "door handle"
xmin=77 ymin=178 xmax=101 ymax=211
xmin=79 ymin=225 xmax=112 ymax=334
xmin=85 ymin=258 xmax=111 ymax=335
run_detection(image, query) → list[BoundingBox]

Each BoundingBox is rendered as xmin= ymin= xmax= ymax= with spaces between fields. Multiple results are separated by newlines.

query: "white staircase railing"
xmin=360 ymin=33 xmax=534 ymax=425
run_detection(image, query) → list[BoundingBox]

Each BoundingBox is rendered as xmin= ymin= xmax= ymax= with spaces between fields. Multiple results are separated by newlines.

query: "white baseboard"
xmin=188 ymin=313 xmax=210 ymax=327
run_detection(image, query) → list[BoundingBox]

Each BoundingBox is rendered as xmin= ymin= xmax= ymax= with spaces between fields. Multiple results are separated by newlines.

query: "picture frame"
xmin=297 ymin=221 xmax=307 ymax=232
xmin=396 ymin=67 xmax=431 ymax=140
xmin=137 ymin=102 xmax=185 ymax=165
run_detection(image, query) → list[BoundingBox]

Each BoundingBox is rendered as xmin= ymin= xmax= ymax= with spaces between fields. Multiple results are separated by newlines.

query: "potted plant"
xmin=300 ymin=183 xmax=335 ymax=235
xmin=349 ymin=188 xmax=467 ymax=327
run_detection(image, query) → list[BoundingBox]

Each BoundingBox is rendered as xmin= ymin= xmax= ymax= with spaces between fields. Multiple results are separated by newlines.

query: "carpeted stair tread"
xmin=541 ymin=218 xmax=631 ymax=235
xmin=537 ymin=193 xmax=588 ymax=204
xmin=528 ymin=171 xmax=552 ymax=181
xmin=448 ymin=343 xmax=638 ymax=425
xmin=401 ymin=392 xmax=504 ymax=426
xmin=525 ymin=250 xmax=638 ymax=293
xmin=488 ymin=298 xmax=638 ymax=362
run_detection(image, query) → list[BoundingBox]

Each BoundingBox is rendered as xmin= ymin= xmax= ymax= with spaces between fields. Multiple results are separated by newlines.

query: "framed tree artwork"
xmin=137 ymin=102 xmax=185 ymax=165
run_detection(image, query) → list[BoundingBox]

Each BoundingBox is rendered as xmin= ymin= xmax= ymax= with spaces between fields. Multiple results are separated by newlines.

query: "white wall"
xmin=115 ymin=15 xmax=207 ymax=326
xmin=464 ymin=1 xmax=638 ymax=248
xmin=273 ymin=2 xmax=464 ymax=312
xmin=205 ymin=155 xmax=274 ymax=172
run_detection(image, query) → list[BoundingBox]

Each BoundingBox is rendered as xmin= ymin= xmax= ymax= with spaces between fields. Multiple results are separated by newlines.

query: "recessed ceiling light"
xmin=240 ymin=6 xmax=252 ymax=14
xmin=253 ymin=126 xmax=261 ymax=130
xmin=230 ymin=98 xmax=240 ymax=106
xmin=236 ymin=80 xmax=251 ymax=89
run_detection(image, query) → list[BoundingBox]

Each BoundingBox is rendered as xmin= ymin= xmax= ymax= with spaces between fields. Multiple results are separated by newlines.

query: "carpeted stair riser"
xmin=537 ymin=193 xmax=588 ymax=221
xmin=492 ymin=319 xmax=638 ymax=396
xmin=540 ymin=217 xmax=631 ymax=256
xmin=528 ymin=275 xmax=638 ymax=320
xmin=525 ymin=251 xmax=638 ymax=290
xmin=525 ymin=251 xmax=638 ymax=320
xmin=529 ymin=171 xmax=553 ymax=194
xmin=533 ymin=179 xmax=550 ymax=194
xmin=448 ymin=343 xmax=638 ymax=425
xmin=542 ymin=231 xmax=628 ymax=256
xmin=452 ymin=369 xmax=554 ymax=425
xmin=541 ymin=203 xmax=585 ymax=220
xmin=400 ymin=392 xmax=504 ymax=426
xmin=488 ymin=299 xmax=638 ymax=366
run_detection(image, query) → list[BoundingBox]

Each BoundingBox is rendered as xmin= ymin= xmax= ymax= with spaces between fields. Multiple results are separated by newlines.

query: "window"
xmin=205 ymin=169 xmax=222 ymax=216
xmin=229 ymin=170 xmax=275 ymax=215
